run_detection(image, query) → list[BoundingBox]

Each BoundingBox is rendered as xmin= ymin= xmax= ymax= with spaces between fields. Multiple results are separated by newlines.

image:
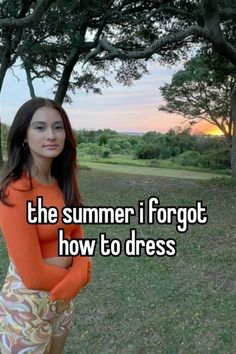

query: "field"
xmin=79 ymin=161 xmax=228 ymax=180
xmin=79 ymin=153 xmax=231 ymax=176
xmin=0 ymin=167 xmax=236 ymax=354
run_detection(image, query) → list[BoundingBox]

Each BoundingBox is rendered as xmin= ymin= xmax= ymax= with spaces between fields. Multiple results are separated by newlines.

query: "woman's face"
xmin=25 ymin=106 xmax=66 ymax=162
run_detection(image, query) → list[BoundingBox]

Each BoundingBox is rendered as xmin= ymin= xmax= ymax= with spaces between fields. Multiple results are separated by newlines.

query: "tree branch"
xmin=203 ymin=0 xmax=236 ymax=66
xmin=22 ymin=58 xmax=36 ymax=98
xmin=0 ymin=0 xmax=56 ymax=27
xmin=83 ymin=25 xmax=209 ymax=64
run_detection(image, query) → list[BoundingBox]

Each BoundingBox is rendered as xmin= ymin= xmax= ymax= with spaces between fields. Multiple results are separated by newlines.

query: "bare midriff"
xmin=43 ymin=256 xmax=73 ymax=269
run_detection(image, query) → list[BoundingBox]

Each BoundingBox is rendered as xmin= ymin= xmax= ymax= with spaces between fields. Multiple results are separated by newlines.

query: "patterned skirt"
xmin=0 ymin=260 xmax=74 ymax=353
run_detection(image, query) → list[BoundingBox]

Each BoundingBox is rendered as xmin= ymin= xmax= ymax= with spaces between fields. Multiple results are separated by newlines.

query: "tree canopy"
xmin=1 ymin=0 xmax=236 ymax=176
xmin=159 ymin=51 xmax=235 ymax=145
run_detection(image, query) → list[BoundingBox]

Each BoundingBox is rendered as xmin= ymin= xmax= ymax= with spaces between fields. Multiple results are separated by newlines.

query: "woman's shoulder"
xmin=1 ymin=172 xmax=60 ymax=206
xmin=0 ymin=174 xmax=32 ymax=207
xmin=8 ymin=173 xmax=33 ymax=191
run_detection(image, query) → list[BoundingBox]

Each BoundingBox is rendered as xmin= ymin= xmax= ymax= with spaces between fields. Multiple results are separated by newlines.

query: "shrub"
xmin=109 ymin=143 xmax=122 ymax=154
xmin=135 ymin=143 xmax=160 ymax=159
xmin=200 ymin=148 xmax=231 ymax=170
xmin=101 ymin=148 xmax=111 ymax=158
xmin=174 ymin=150 xmax=201 ymax=167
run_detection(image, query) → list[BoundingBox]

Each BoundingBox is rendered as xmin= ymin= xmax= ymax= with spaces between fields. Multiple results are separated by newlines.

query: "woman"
xmin=0 ymin=98 xmax=92 ymax=353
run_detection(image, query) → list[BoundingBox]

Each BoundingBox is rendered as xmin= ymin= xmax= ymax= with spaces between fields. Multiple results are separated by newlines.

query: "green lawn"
xmin=79 ymin=161 xmax=228 ymax=180
xmin=0 ymin=169 xmax=236 ymax=353
xmin=78 ymin=155 xmax=231 ymax=178
xmin=79 ymin=153 xmax=231 ymax=176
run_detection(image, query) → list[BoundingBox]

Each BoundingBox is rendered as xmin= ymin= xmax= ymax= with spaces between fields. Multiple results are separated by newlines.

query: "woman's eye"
xmin=34 ymin=126 xmax=64 ymax=130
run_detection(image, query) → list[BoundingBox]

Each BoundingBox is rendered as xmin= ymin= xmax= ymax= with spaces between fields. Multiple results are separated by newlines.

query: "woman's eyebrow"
xmin=31 ymin=120 xmax=63 ymax=125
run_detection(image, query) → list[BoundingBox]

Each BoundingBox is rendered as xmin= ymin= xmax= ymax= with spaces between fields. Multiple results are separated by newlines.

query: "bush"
xmin=158 ymin=145 xmax=172 ymax=159
xmin=194 ymin=135 xmax=228 ymax=153
xmin=174 ymin=150 xmax=201 ymax=167
xmin=135 ymin=143 xmax=160 ymax=159
xmin=101 ymin=148 xmax=111 ymax=158
xmin=83 ymin=143 xmax=101 ymax=157
xmin=200 ymin=148 xmax=231 ymax=170
xmin=109 ymin=143 xmax=122 ymax=154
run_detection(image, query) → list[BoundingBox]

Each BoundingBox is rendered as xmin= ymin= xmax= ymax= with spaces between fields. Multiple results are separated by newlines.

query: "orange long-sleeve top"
xmin=0 ymin=172 xmax=88 ymax=300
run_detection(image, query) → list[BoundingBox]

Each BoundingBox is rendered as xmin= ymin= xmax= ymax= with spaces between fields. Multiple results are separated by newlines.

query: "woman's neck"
xmin=29 ymin=160 xmax=54 ymax=184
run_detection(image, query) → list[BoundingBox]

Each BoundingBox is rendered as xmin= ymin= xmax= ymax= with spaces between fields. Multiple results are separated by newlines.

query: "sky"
xmin=0 ymin=60 xmax=217 ymax=135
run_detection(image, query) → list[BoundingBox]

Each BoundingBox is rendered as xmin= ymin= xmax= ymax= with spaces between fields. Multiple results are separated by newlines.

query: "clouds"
xmin=63 ymin=63 xmax=186 ymax=132
xmin=0 ymin=61 xmax=210 ymax=133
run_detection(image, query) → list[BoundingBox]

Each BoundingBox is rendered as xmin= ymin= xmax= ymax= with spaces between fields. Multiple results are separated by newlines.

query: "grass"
xmin=0 ymin=169 xmax=236 ymax=353
xmin=79 ymin=154 xmax=231 ymax=176
xmin=79 ymin=161 xmax=229 ymax=180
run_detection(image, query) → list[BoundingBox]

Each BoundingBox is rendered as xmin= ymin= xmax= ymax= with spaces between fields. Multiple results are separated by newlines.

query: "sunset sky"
xmin=0 ymin=61 xmax=219 ymax=135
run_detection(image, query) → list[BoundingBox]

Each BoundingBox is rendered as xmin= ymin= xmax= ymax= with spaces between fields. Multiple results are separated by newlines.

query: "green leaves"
xmin=159 ymin=51 xmax=234 ymax=141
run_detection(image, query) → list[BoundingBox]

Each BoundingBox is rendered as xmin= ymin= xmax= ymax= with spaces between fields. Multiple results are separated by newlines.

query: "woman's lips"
xmin=43 ymin=145 xmax=58 ymax=149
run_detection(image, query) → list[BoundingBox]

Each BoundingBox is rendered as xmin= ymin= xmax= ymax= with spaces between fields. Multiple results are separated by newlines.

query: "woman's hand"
xmin=49 ymin=256 xmax=92 ymax=302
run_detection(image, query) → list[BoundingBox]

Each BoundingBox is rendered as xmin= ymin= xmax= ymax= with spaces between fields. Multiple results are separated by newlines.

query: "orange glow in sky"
xmin=0 ymin=64 xmax=228 ymax=138
xmin=190 ymin=120 xmax=224 ymax=136
xmin=205 ymin=126 xmax=224 ymax=136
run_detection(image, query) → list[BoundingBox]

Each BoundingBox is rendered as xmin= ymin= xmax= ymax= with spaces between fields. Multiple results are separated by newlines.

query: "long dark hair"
xmin=0 ymin=97 xmax=83 ymax=207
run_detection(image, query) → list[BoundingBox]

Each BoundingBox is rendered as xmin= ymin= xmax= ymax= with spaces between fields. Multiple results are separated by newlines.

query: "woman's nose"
xmin=46 ymin=128 xmax=56 ymax=139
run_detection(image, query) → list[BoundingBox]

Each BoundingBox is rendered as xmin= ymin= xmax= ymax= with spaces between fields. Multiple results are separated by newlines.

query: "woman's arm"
xmin=0 ymin=186 xmax=69 ymax=291
xmin=50 ymin=224 xmax=92 ymax=301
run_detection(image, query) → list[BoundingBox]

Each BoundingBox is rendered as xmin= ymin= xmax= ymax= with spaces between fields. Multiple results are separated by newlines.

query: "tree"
xmin=18 ymin=0 xmax=150 ymax=104
xmin=0 ymin=0 xmax=56 ymax=27
xmin=159 ymin=52 xmax=235 ymax=147
xmin=82 ymin=0 xmax=236 ymax=178
xmin=0 ymin=0 xmax=57 ymax=92
xmin=0 ymin=117 xmax=4 ymax=167
xmin=0 ymin=0 xmax=57 ymax=167
xmin=2 ymin=0 xmax=236 ymax=177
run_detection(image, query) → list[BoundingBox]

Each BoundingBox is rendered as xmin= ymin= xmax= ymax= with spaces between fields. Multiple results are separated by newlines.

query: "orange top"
xmin=0 ymin=173 xmax=90 ymax=301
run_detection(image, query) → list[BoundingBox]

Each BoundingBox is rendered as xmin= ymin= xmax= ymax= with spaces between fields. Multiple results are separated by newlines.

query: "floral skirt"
xmin=0 ymin=260 xmax=74 ymax=353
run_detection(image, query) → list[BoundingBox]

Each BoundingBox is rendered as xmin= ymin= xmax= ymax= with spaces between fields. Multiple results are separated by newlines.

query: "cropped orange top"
xmin=0 ymin=173 xmax=91 ymax=301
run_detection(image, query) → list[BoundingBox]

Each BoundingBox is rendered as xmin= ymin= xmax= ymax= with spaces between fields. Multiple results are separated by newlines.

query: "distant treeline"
xmin=1 ymin=124 xmax=230 ymax=170
xmin=76 ymin=127 xmax=230 ymax=170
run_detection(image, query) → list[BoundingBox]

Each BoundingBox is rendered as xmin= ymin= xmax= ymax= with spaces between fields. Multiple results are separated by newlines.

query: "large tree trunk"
xmin=0 ymin=51 xmax=10 ymax=92
xmin=54 ymin=29 xmax=86 ymax=104
xmin=54 ymin=48 xmax=80 ymax=104
xmin=0 ymin=116 xmax=4 ymax=168
xmin=230 ymin=82 xmax=236 ymax=178
xmin=0 ymin=58 xmax=10 ymax=167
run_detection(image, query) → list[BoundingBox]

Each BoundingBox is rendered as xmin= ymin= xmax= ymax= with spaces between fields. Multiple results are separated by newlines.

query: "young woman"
xmin=0 ymin=98 xmax=92 ymax=353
